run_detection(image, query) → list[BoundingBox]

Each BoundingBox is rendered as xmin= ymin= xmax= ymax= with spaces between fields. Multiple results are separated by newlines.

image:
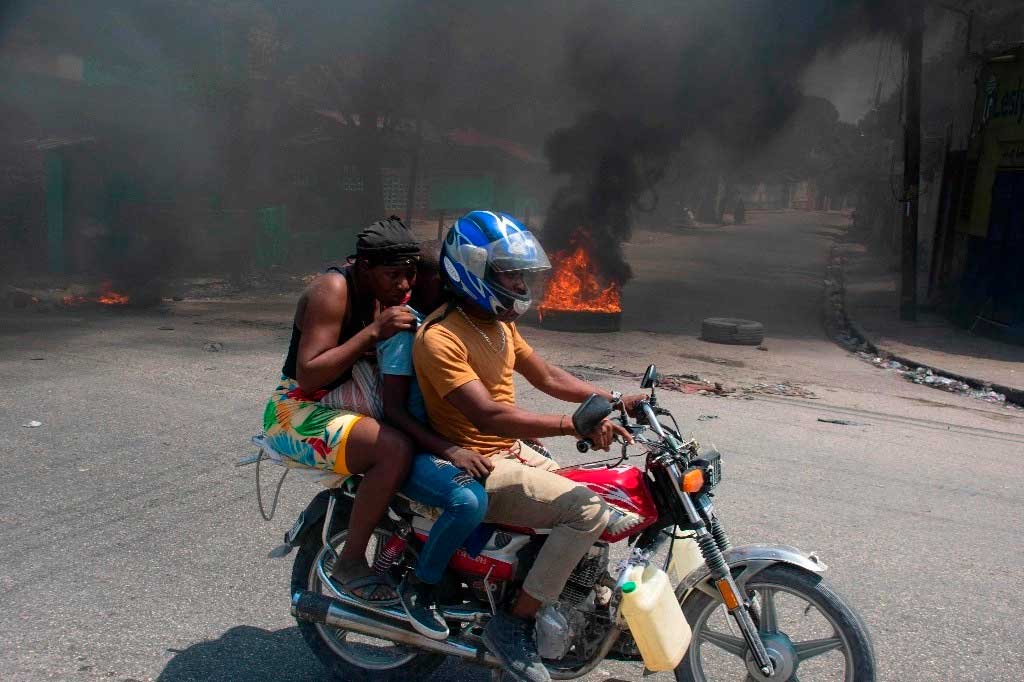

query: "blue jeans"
xmin=401 ymin=454 xmax=488 ymax=584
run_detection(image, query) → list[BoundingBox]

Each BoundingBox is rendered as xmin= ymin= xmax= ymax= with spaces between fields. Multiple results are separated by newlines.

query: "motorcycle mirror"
xmin=640 ymin=364 xmax=658 ymax=389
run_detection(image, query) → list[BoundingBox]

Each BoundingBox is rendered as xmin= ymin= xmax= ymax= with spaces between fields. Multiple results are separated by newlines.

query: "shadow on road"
xmin=156 ymin=625 xmax=500 ymax=682
xmin=157 ymin=625 xmax=327 ymax=682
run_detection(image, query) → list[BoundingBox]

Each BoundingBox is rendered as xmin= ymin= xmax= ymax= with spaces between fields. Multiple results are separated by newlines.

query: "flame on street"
xmin=97 ymin=290 xmax=130 ymax=305
xmin=537 ymin=230 xmax=621 ymax=316
xmin=62 ymin=282 xmax=131 ymax=306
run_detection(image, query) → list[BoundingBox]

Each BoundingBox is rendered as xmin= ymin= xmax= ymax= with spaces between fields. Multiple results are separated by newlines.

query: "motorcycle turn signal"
xmin=680 ymin=468 xmax=705 ymax=493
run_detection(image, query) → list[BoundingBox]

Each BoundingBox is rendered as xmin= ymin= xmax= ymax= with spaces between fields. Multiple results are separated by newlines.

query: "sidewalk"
xmin=840 ymin=241 xmax=1024 ymax=402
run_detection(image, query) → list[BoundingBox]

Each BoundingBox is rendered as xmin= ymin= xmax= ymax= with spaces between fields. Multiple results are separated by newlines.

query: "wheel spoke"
xmin=699 ymin=629 xmax=747 ymax=658
xmin=794 ymin=636 xmax=843 ymax=661
xmin=757 ymin=588 xmax=779 ymax=633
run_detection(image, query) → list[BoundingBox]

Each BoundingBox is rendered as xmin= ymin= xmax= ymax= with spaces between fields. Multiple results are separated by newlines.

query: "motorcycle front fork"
xmin=675 ymin=486 xmax=776 ymax=677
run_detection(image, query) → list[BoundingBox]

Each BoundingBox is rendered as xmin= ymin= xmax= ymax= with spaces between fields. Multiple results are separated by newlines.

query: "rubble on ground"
xmin=857 ymin=352 xmax=1014 ymax=406
xmin=741 ymin=382 xmax=818 ymax=399
xmin=566 ymin=365 xmax=733 ymax=396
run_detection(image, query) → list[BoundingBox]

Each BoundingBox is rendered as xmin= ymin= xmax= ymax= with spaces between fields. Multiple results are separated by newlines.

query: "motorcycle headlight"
xmin=696 ymin=447 xmax=722 ymax=490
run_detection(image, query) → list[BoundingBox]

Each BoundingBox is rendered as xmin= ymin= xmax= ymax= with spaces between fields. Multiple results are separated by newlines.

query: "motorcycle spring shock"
xmin=372 ymin=524 xmax=411 ymax=576
xmin=696 ymin=532 xmax=729 ymax=578
xmin=709 ymin=517 xmax=732 ymax=552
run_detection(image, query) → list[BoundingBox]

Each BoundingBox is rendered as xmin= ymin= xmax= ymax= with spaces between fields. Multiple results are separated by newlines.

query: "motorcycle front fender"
xmin=675 ymin=544 xmax=827 ymax=603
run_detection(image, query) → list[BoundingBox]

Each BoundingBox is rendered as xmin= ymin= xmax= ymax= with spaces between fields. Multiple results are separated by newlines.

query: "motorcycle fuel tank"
xmin=559 ymin=465 xmax=659 ymax=542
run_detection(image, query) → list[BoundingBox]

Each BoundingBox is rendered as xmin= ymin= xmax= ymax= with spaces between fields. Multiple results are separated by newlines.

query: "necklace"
xmin=457 ymin=306 xmax=506 ymax=354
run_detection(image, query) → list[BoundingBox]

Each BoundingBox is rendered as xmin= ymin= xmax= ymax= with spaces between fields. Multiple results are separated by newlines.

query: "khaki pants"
xmin=482 ymin=442 xmax=610 ymax=604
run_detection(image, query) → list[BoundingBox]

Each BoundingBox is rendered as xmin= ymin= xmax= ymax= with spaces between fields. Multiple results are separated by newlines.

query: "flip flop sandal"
xmin=327 ymin=572 xmax=400 ymax=606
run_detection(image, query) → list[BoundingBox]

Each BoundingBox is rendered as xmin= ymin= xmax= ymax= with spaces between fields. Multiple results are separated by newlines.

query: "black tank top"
xmin=281 ymin=265 xmax=370 ymax=391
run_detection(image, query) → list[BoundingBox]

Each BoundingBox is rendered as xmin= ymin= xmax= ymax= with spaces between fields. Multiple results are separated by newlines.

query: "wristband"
xmin=559 ymin=414 xmax=568 ymax=436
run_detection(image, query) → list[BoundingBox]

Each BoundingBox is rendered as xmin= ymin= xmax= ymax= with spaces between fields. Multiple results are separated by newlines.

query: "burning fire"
xmin=97 ymin=290 xmax=130 ymax=305
xmin=537 ymin=230 xmax=621 ymax=316
xmin=62 ymin=282 xmax=131 ymax=306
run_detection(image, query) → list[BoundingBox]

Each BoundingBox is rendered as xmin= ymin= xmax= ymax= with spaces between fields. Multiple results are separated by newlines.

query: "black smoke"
xmin=1 ymin=0 xmax=907 ymax=291
xmin=542 ymin=0 xmax=904 ymax=283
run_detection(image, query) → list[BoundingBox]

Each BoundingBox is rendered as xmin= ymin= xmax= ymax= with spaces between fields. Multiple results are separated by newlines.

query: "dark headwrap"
xmin=354 ymin=216 xmax=420 ymax=266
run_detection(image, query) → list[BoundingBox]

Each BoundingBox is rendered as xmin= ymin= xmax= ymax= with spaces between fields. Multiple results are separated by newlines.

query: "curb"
xmin=845 ymin=317 xmax=1024 ymax=409
xmin=826 ymin=241 xmax=1024 ymax=409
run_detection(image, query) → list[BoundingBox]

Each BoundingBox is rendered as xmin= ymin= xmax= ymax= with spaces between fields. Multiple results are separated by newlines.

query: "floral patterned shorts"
xmin=262 ymin=376 xmax=364 ymax=475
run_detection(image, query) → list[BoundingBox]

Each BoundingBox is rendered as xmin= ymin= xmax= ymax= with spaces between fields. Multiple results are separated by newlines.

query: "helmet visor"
xmin=485 ymin=231 xmax=551 ymax=273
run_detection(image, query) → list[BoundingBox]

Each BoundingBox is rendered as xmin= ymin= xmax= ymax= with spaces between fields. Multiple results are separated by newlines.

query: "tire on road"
xmin=700 ymin=317 xmax=764 ymax=346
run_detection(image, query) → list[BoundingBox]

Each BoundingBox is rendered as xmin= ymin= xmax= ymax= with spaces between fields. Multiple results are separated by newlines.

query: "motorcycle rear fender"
xmin=271 ymin=489 xmax=353 ymax=558
xmin=675 ymin=544 xmax=826 ymax=602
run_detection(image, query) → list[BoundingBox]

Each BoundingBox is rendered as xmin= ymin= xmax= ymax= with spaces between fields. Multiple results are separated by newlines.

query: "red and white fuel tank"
xmin=558 ymin=465 xmax=659 ymax=542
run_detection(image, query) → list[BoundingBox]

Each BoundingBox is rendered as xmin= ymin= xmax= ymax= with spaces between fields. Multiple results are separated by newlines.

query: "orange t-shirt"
xmin=413 ymin=307 xmax=534 ymax=455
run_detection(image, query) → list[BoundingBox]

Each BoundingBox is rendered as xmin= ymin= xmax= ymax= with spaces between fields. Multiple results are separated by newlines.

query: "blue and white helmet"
xmin=441 ymin=211 xmax=551 ymax=319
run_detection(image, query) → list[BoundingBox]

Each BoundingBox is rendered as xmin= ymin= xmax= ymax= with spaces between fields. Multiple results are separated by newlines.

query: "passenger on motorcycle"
xmin=375 ymin=241 xmax=493 ymax=640
xmin=412 ymin=211 xmax=643 ymax=682
xmin=264 ymin=217 xmax=420 ymax=604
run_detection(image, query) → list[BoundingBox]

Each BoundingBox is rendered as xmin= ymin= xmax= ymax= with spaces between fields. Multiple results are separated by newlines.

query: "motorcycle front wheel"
xmin=290 ymin=522 xmax=445 ymax=682
xmin=676 ymin=564 xmax=876 ymax=682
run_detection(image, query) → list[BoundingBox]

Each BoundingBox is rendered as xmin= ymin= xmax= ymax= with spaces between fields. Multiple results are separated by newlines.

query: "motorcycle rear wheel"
xmin=676 ymin=564 xmax=875 ymax=682
xmin=290 ymin=522 xmax=445 ymax=682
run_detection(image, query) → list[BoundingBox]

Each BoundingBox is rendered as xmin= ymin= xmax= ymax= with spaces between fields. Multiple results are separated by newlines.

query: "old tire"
xmin=700 ymin=318 xmax=764 ymax=346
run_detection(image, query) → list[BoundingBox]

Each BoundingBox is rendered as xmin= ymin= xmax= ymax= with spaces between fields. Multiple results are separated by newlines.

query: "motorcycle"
xmin=263 ymin=364 xmax=875 ymax=681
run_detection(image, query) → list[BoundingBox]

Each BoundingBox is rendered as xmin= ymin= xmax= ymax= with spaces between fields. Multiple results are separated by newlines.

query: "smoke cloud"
xmin=541 ymin=0 xmax=902 ymax=283
xmin=1 ymin=0 xmax=904 ymax=291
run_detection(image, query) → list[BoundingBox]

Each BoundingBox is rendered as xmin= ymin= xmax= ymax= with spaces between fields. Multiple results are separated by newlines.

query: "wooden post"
xmin=437 ymin=210 xmax=445 ymax=241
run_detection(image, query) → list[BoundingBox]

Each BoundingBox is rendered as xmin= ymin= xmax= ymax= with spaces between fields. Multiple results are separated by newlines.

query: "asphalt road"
xmin=2 ymin=211 xmax=1022 ymax=682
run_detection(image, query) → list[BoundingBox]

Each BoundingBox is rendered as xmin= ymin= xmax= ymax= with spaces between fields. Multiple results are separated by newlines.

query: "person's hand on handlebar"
xmin=582 ymin=418 xmax=634 ymax=451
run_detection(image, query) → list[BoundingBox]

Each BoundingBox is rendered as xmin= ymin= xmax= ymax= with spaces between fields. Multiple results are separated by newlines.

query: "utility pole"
xmin=900 ymin=0 xmax=923 ymax=321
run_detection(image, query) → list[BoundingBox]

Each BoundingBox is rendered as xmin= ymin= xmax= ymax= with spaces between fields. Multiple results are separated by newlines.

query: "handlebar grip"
xmin=576 ymin=439 xmax=592 ymax=453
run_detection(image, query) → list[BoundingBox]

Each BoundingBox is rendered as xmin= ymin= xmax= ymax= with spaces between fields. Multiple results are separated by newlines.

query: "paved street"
xmin=2 ymin=212 xmax=1022 ymax=682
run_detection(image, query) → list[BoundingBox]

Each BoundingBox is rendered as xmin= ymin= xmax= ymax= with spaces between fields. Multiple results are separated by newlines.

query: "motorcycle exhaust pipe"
xmin=291 ymin=590 xmax=500 ymax=667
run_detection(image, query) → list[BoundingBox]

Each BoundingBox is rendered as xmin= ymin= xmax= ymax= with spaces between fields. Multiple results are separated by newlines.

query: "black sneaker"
xmin=397 ymin=575 xmax=449 ymax=640
xmin=482 ymin=612 xmax=551 ymax=682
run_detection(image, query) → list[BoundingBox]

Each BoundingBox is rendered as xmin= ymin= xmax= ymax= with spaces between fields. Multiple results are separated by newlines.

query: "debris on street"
xmin=697 ymin=414 xmax=719 ymax=421
xmin=818 ymin=418 xmax=868 ymax=426
xmin=858 ymin=352 xmax=1013 ymax=405
xmin=566 ymin=365 xmax=733 ymax=396
xmin=22 ymin=420 xmax=42 ymax=428
xmin=204 ymin=342 xmax=224 ymax=352
xmin=742 ymin=382 xmax=818 ymax=399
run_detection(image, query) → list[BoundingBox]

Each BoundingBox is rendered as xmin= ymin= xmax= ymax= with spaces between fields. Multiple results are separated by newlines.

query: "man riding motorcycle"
xmin=412 ymin=211 xmax=643 ymax=682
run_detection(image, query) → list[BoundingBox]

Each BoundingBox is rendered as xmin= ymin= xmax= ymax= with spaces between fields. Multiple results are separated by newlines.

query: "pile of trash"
xmin=858 ymin=352 xmax=1011 ymax=405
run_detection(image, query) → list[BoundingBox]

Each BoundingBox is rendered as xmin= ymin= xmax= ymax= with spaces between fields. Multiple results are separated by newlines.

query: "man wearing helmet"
xmin=413 ymin=211 xmax=640 ymax=682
